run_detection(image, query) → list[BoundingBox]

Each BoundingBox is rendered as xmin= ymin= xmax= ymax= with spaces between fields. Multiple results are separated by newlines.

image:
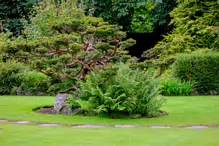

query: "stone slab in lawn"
xmin=12 ymin=121 xmax=31 ymax=124
xmin=39 ymin=124 xmax=60 ymax=127
xmin=186 ymin=126 xmax=209 ymax=129
xmin=72 ymin=125 xmax=106 ymax=128
xmin=151 ymin=126 xmax=171 ymax=129
xmin=115 ymin=125 xmax=136 ymax=128
xmin=0 ymin=120 xmax=8 ymax=123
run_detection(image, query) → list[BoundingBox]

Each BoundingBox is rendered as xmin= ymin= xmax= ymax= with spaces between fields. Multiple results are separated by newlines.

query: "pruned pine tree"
xmin=0 ymin=0 xmax=136 ymax=93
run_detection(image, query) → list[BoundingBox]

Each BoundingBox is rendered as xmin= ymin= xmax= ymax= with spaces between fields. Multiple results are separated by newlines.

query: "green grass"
xmin=0 ymin=96 xmax=219 ymax=146
xmin=0 ymin=96 xmax=219 ymax=126
xmin=1 ymin=123 xmax=219 ymax=146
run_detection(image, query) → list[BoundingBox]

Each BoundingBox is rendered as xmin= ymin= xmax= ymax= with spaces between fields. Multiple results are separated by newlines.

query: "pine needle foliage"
xmin=0 ymin=0 xmax=136 ymax=93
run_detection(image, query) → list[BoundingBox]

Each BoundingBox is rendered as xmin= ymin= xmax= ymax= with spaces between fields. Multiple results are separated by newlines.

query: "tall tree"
xmin=0 ymin=0 xmax=41 ymax=35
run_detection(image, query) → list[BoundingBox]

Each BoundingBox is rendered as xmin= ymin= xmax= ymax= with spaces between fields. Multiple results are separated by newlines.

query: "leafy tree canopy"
xmin=0 ymin=0 xmax=41 ymax=35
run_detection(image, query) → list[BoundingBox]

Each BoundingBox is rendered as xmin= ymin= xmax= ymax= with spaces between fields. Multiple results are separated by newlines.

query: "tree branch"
xmin=76 ymin=60 xmax=93 ymax=71
xmin=66 ymin=62 xmax=78 ymax=68
xmin=61 ymin=70 xmax=77 ymax=81
xmin=78 ymin=32 xmax=87 ymax=45
xmin=59 ymin=87 xmax=76 ymax=93
xmin=111 ymin=40 xmax=120 ymax=56
xmin=37 ymin=67 xmax=55 ymax=75
xmin=59 ymin=83 xmax=79 ymax=93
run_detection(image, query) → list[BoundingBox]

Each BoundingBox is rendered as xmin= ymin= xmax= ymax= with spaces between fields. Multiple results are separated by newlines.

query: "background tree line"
xmin=0 ymin=0 xmax=177 ymax=35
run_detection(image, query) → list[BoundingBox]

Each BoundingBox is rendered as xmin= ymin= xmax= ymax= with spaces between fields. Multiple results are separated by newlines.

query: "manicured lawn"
xmin=0 ymin=96 xmax=219 ymax=126
xmin=1 ymin=123 xmax=219 ymax=146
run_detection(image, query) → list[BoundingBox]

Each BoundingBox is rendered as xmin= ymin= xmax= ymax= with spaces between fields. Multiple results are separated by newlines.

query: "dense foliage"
xmin=0 ymin=0 xmax=177 ymax=34
xmin=143 ymin=0 xmax=219 ymax=71
xmin=70 ymin=63 xmax=166 ymax=118
xmin=131 ymin=1 xmax=155 ymax=33
xmin=0 ymin=0 xmax=136 ymax=94
xmin=131 ymin=0 xmax=177 ymax=33
xmin=0 ymin=0 xmax=41 ymax=35
xmin=173 ymin=53 xmax=219 ymax=95
xmin=17 ymin=71 xmax=50 ymax=95
xmin=78 ymin=0 xmax=145 ymax=31
xmin=79 ymin=0 xmax=177 ymax=32
xmin=152 ymin=0 xmax=177 ymax=31
xmin=0 ymin=60 xmax=25 ymax=94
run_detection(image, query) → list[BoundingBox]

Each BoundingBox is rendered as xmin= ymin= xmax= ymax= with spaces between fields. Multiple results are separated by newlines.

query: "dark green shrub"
xmin=71 ymin=63 xmax=166 ymax=118
xmin=173 ymin=53 xmax=219 ymax=94
xmin=159 ymin=78 xmax=194 ymax=96
xmin=0 ymin=60 xmax=25 ymax=94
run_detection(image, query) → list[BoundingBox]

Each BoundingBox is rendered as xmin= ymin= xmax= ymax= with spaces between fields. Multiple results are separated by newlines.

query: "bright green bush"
xmin=71 ymin=63 xmax=166 ymax=118
xmin=173 ymin=53 xmax=219 ymax=94
xmin=19 ymin=71 xmax=51 ymax=95
xmin=0 ymin=60 xmax=25 ymax=94
xmin=159 ymin=78 xmax=194 ymax=96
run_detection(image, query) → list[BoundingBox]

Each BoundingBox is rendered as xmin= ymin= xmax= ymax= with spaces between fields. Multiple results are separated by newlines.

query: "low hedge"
xmin=173 ymin=53 xmax=219 ymax=95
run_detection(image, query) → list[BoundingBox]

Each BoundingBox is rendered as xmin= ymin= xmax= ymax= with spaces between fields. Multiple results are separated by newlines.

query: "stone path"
xmin=12 ymin=121 xmax=31 ymax=124
xmin=0 ymin=119 xmax=218 ymax=129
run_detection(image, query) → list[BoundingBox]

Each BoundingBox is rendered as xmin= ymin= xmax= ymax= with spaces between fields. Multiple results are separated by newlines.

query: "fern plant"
xmin=71 ymin=63 xmax=166 ymax=118
xmin=159 ymin=78 xmax=194 ymax=96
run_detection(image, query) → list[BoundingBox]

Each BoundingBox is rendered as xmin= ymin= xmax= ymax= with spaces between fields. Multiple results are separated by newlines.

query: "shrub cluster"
xmin=173 ymin=53 xmax=219 ymax=95
xmin=17 ymin=71 xmax=50 ymax=95
xmin=0 ymin=59 xmax=51 ymax=95
xmin=69 ymin=64 xmax=166 ymax=118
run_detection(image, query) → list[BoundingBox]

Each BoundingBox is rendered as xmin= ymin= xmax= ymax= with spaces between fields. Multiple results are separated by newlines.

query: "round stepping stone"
xmin=186 ymin=126 xmax=209 ymax=129
xmin=0 ymin=120 xmax=8 ymax=123
xmin=72 ymin=125 xmax=106 ymax=128
xmin=151 ymin=126 xmax=171 ymax=129
xmin=12 ymin=121 xmax=31 ymax=124
xmin=114 ymin=125 xmax=136 ymax=128
xmin=38 ymin=124 xmax=60 ymax=127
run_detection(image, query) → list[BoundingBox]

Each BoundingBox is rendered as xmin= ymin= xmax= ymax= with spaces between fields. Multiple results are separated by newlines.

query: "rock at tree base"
xmin=61 ymin=106 xmax=73 ymax=115
xmin=54 ymin=93 xmax=68 ymax=114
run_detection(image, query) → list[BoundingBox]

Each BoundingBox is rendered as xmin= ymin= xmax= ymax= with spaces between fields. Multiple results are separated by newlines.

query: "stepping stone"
xmin=114 ymin=125 xmax=136 ymax=128
xmin=186 ymin=126 xmax=209 ymax=129
xmin=0 ymin=120 xmax=8 ymax=123
xmin=38 ymin=124 xmax=60 ymax=127
xmin=72 ymin=125 xmax=106 ymax=128
xmin=12 ymin=121 xmax=31 ymax=124
xmin=151 ymin=126 xmax=171 ymax=129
